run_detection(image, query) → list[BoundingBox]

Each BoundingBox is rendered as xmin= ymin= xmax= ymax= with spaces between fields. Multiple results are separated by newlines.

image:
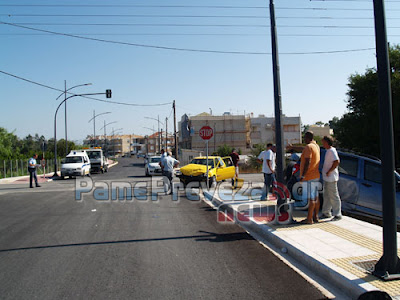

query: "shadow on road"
xmin=124 ymin=163 xmax=144 ymax=168
xmin=0 ymin=231 xmax=252 ymax=253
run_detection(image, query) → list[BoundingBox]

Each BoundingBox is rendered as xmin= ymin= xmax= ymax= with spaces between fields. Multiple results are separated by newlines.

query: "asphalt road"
xmin=0 ymin=157 xmax=326 ymax=299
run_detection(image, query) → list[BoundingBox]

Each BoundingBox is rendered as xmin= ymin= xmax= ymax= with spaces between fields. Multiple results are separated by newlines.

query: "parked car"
xmin=145 ymin=156 xmax=162 ymax=176
xmin=286 ymin=149 xmax=400 ymax=224
xmin=60 ymin=150 xmax=91 ymax=179
xmin=176 ymin=156 xmax=235 ymax=187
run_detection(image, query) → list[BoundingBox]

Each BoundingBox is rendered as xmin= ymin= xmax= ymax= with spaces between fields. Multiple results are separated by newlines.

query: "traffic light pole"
xmin=372 ymin=0 xmax=400 ymax=280
xmin=52 ymin=91 xmax=112 ymax=177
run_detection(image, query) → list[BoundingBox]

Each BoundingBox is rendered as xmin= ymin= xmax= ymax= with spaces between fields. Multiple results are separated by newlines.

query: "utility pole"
xmin=158 ymin=115 xmax=161 ymax=153
xmin=173 ymin=100 xmax=178 ymax=159
xmin=93 ymin=110 xmax=96 ymax=147
xmin=372 ymin=0 xmax=400 ymax=280
xmin=64 ymin=80 xmax=68 ymax=155
xmin=104 ymin=120 xmax=106 ymax=151
xmin=165 ymin=117 xmax=168 ymax=150
xmin=214 ymin=122 xmax=216 ymax=153
xmin=160 ymin=128 xmax=163 ymax=151
xmin=269 ymin=0 xmax=285 ymax=184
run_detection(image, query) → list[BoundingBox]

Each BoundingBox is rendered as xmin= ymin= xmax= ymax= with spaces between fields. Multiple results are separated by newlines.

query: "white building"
xmin=250 ymin=115 xmax=302 ymax=146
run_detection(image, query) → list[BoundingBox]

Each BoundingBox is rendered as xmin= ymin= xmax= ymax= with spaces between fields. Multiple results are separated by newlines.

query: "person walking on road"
xmin=257 ymin=143 xmax=276 ymax=200
xmin=230 ymin=148 xmax=240 ymax=186
xmin=28 ymin=154 xmax=41 ymax=188
xmin=321 ymin=136 xmax=342 ymax=221
xmin=299 ymin=131 xmax=321 ymax=224
xmin=160 ymin=151 xmax=179 ymax=195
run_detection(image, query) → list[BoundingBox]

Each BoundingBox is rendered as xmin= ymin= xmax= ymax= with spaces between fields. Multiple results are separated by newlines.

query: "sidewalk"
xmin=0 ymin=159 xmax=118 ymax=185
xmin=203 ymin=173 xmax=400 ymax=300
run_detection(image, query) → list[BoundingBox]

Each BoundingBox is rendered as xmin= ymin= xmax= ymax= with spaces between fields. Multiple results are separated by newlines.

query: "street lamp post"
xmin=88 ymin=110 xmax=111 ymax=147
xmin=53 ymin=90 xmax=111 ymax=177
xmin=100 ymin=121 xmax=117 ymax=154
xmin=111 ymin=128 xmax=123 ymax=157
xmin=56 ymin=82 xmax=92 ymax=155
xmin=144 ymin=116 xmax=164 ymax=153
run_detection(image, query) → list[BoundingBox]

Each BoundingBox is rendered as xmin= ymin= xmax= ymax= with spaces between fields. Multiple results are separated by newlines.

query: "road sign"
xmin=199 ymin=126 xmax=213 ymax=140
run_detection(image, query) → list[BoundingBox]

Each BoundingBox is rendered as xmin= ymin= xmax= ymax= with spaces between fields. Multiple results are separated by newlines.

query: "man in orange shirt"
xmin=299 ymin=131 xmax=321 ymax=224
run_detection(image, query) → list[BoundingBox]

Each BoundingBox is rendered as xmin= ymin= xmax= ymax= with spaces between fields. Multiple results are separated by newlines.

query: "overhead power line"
xmin=0 ymin=70 xmax=172 ymax=107
xmin=0 ymin=21 xmax=376 ymax=55
xmin=0 ymin=4 xmax=268 ymax=8
xmin=1 ymin=14 xmax=271 ymax=19
xmin=1 ymin=33 xmax=399 ymax=37
xmin=4 ymin=22 xmax=271 ymax=27
xmin=3 ymin=14 xmax=400 ymax=20
xmin=4 ymin=22 xmax=400 ymax=29
xmin=0 ymin=4 xmax=400 ymax=9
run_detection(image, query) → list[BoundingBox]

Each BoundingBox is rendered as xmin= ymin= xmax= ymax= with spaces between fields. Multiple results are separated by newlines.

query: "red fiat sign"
xmin=199 ymin=126 xmax=213 ymax=140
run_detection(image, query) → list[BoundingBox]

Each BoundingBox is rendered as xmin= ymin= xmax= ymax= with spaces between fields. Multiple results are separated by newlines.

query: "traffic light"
xmin=106 ymin=89 xmax=112 ymax=98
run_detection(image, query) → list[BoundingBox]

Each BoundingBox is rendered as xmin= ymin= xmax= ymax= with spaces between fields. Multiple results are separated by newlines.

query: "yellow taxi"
xmin=176 ymin=156 xmax=235 ymax=187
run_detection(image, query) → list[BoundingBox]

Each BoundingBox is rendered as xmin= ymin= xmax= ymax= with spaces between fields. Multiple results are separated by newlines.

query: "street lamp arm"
xmin=100 ymin=121 xmax=117 ymax=131
xmin=55 ymin=83 xmax=92 ymax=101
xmin=88 ymin=111 xmax=111 ymax=123
xmin=144 ymin=117 xmax=164 ymax=126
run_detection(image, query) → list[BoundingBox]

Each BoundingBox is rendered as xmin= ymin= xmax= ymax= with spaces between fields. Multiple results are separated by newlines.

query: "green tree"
xmin=331 ymin=44 xmax=400 ymax=166
xmin=216 ymin=144 xmax=233 ymax=157
xmin=0 ymin=128 xmax=20 ymax=159
xmin=248 ymin=144 xmax=266 ymax=171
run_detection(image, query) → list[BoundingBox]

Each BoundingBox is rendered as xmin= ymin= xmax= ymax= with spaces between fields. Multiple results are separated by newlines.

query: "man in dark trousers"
xmin=230 ymin=148 xmax=240 ymax=186
xmin=28 ymin=154 xmax=41 ymax=188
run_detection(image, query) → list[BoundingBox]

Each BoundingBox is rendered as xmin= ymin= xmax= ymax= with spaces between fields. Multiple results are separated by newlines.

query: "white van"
xmin=60 ymin=150 xmax=91 ymax=179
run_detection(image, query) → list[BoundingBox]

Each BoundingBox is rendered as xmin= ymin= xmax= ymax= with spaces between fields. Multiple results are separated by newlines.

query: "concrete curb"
xmin=0 ymin=172 xmax=55 ymax=184
xmin=0 ymin=161 xmax=118 ymax=185
xmin=203 ymin=190 xmax=367 ymax=300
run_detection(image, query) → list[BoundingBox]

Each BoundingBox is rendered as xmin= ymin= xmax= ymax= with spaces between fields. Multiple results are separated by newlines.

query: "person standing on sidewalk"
xmin=257 ymin=143 xmax=276 ymax=200
xmin=28 ymin=154 xmax=41 ymax=188
xmin=160 ymin=151 xmax=179 ymax=195
xmin=321 ymin=136 xmax=342 ymax=221
xmin=230 ymin=148 xmax=240 ymax=186
xmin=299 ymin=131 xmax=320 ymax=224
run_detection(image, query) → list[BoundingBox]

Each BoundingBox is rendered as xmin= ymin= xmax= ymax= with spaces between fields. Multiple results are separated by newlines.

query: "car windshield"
xmin=149 ymin=157 xmax=161 ymax=163
xmin=88 ymin=151 xmax=101 ymax=159
xmin=190 ymin=158 xmax=215 ymax=168
xmin=64 ymin=156 xmax=83 ymax=164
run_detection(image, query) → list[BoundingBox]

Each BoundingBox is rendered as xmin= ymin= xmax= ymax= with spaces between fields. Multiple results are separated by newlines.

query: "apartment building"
xmin=250 ymin=114 xmax=302 ymax=146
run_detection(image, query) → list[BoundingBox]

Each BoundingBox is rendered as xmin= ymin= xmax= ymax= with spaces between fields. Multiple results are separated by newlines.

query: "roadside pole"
xmin=199 ymin=126 xmax=214 ymax=189
xmin=372 ymin=0 xmax=400 ymax=280
xmin=269 ymin=0 xmax=285 ymax=183
xmin=206 ymin=140 xmax=209 ymax=189
xmin=173 ymin=100 xmax=178 ymax=160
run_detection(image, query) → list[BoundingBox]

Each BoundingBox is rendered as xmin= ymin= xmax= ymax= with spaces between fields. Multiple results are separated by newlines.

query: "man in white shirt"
xmin=257 ymin=143 xmax=276 ymax=200
xmin=28 ymin=154 xmax=41 ymax=188
xmin=321 ymin=136 xmax=342 ymax=221
xmin=160 ymin=151 xmax=179 ymax=195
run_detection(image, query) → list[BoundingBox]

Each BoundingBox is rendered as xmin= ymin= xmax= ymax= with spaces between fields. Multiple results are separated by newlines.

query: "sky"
xmin=1 ymin=0 xmax=400 ymax=143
